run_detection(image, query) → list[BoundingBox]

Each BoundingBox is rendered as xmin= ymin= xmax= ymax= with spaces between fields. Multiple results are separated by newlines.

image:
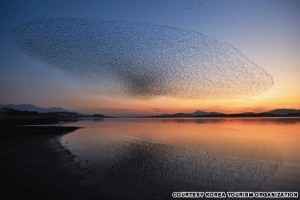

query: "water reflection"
xmin=82 ymin=141 xmax=281 ymax=191
xmin=61 ymin=118 xmax=300 ymax=195
xmin=155 ymin=117 xmax=300 ymax=125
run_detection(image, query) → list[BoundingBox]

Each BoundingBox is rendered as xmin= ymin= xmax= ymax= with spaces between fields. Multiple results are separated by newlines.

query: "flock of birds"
xmin=187 ymin=0 xmax=204 ymax=9
xmin=11 ymin=18 xmax=273 ymax=99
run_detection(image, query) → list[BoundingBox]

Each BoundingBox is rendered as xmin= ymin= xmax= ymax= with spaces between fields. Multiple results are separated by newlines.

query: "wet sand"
xmin=0 ymin=126 xmax=138 ymax=200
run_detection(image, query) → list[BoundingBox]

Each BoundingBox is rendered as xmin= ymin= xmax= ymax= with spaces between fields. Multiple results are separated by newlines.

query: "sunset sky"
xmin=0 ymin=0 xmax=299 ymax=116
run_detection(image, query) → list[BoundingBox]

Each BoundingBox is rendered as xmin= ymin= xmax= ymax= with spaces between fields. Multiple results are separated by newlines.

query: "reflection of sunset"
xmin=66 ymin=118 xmax=300 ymax=162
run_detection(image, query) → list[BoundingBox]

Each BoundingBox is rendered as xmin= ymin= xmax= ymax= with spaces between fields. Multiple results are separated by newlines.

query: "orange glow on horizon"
xmin=69 ymin=90 xmax=300 ymax=116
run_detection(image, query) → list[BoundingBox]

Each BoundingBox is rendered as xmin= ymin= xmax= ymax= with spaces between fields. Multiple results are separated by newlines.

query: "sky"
xmin=0 ymin=0 xmax=299 ymax=116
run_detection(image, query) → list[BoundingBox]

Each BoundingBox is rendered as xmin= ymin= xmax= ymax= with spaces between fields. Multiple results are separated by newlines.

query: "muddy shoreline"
xmin=0 ymin=126 xmax=132 ymax=200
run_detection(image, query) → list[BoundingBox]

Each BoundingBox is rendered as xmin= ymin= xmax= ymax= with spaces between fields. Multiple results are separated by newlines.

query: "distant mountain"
xmin=190 ymin=111 xmax=223 ymax=116
xmin=147 ymin=109 xmax=300 ymax=118
xmin=266 ymin=109 xmax=300 ymax=115
xmin=0 ymin=104 xmax=70 ymax=113
xmin=149 ymin=110 xmax=225 ymax=118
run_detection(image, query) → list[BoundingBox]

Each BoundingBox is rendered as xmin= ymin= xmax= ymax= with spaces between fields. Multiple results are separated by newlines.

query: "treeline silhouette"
xmin=0 ymin=108 xmax=113 ymax=127
xmin=0 ymin=108 xmax=79 ymax=126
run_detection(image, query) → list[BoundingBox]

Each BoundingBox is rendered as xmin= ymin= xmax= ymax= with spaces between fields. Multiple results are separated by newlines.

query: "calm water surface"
xmin=61 ymin=118 xmax=300 ymax=194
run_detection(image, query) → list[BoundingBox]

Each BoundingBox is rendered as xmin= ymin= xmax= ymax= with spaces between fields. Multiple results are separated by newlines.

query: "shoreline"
xmin=3 ymin=123 xmax=298 ymax=199
xmin=1 ymin=126 xmax=93 ymax=199
xmin=0 ymin=125 xmax=144 ymax=200
xmin=0 ymin=126 xmax=173 ymax=200
xmin=0 ymin=126 xmax=84 ymax=199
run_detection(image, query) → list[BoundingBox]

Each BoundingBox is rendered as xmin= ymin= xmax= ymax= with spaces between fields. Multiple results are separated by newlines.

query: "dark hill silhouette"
xmin=190 ymin=111 xmax=223 ymax=116
xmin=0 ymin=104 xmax=114 ymax=118
xmin=0 ymin=107 xmax=113 ymax=126
xmin=267 ymin=109 xmax=300 ymax=115
xmin=147 ymin=109 xmax=300 ymax=118
xmin=0 ymin=104 xmax=70 ymax=113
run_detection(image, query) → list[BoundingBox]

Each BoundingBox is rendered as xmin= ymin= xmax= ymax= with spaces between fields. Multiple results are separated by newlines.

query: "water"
xmin=61 ymin=118 xmax=300 ymax=195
